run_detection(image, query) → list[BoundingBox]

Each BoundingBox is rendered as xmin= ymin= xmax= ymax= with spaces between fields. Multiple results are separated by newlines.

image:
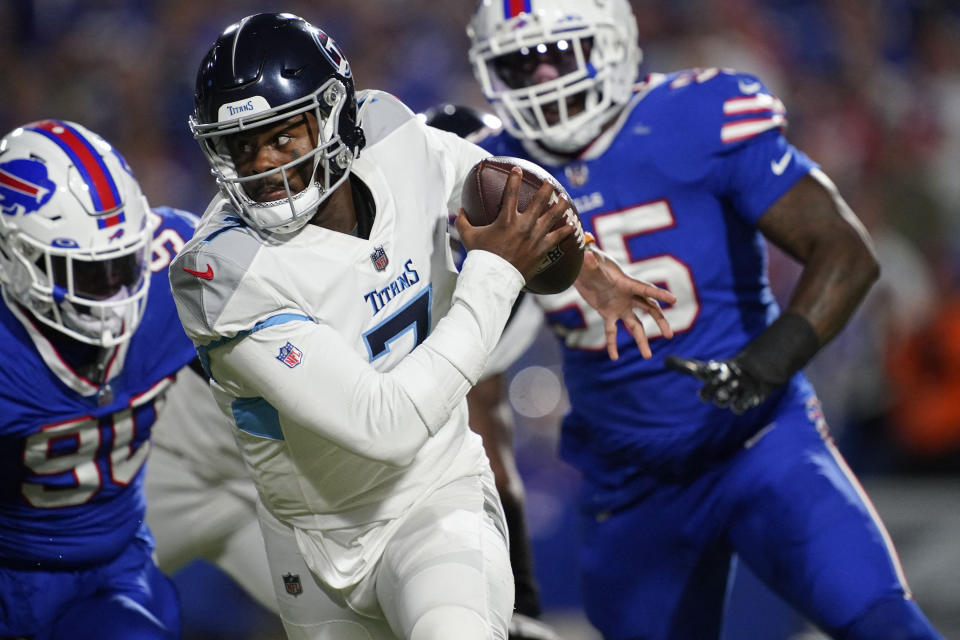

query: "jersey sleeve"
xmin=205 ymin=250 xmax=523 ymax=466
xmin=169 ymin=210 xmax=284 ymax=347
xmin=422 ymin=123 xmax=491 ymax=220
xmin=663 ymin=69 xmax=820 ymax=224
xmin=720 ymin=133 xmax=818 ymax=224
xmin=710 ymin=70 xmax=818 ymax=222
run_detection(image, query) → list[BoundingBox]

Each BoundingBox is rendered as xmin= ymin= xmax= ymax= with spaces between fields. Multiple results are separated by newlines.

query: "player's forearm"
xmin=211 ymin=334 xmax=434 ymax=465
xmin=736 ymin=246 xmax=875 ymax=390
xmin=737 ymin=170 xmax=878 ymax=388
xmin=780 ymin=182 xmax=879 ymax=345
xmin=571 ymin=236 xmax=608 ymax=297
xmin=760 ymin=169 xmax=879 ymax=345
xmin=403 ymin=250 xmax=525 ymax=420
xmin=209 ymin=251 xmax=523 ymax=466
xmin=785 ymin=236 xmax=877 ymax=344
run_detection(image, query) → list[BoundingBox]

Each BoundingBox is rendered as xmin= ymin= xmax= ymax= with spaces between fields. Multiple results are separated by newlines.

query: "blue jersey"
xmin=0 ymin=206 xmax=197 ymax=569
xmin=481 ymin=69 xmax=819 ymax=494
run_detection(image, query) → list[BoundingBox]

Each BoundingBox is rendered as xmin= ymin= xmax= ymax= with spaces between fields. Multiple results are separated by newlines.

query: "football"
xmin=461 ymin=156 xmax=585 ymax=295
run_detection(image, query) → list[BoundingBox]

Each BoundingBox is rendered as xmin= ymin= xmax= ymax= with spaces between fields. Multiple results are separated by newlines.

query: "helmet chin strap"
xmin=539 ymin=117 xmax=601 ymax=155
xmin=60 ymin=286 xmax=130 ymax=343
xmin=540 ymin=95 xmax=620 ymax=155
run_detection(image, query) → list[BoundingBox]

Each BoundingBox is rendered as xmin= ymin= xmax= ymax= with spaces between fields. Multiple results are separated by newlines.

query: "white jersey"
xmin=169 ymin=91 xmax=522 ymax=590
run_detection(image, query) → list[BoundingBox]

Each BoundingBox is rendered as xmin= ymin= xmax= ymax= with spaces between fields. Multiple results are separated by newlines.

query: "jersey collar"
xmin=2 ymin=288 xmax=130 ymax=397
xmin=520 ymin=73 xmax=668 ymax=166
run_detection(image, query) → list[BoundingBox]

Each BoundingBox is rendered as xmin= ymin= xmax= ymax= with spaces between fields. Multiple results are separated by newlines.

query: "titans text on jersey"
xmin=364 ymin=258 xmax=421 ymax=315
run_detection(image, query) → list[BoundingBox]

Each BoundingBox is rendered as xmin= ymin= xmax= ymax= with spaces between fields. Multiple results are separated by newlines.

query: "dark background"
xmin=3 ymin=2 xmax=959 ymax=638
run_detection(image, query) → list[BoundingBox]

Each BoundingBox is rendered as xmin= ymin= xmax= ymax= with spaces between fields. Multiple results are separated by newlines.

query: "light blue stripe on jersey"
xmin=232 ymin=396 xmax=284 ymax=440
xmin=196 ymin=313 xmax=313 ymax=380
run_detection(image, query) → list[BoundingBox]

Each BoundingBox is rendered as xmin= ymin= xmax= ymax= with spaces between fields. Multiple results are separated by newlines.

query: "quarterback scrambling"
xmin=170 ymin=12 xmax=673 ymax=640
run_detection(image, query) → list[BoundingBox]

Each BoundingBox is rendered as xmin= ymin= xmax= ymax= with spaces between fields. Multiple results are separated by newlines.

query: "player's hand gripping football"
xmin=574 ymin=244 xmax=676 ymax=361
xmin=509 ymin=612 xmax=563 ymax=640
xmin=455 ymin=166 xmax=575 ymax=282
xmin=664 ymin=355 xmax=774 ymax=414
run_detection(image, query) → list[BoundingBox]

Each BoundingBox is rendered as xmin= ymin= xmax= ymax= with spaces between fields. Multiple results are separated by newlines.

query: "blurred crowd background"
xmin=3 ymin=1 xmax=959 ymax=638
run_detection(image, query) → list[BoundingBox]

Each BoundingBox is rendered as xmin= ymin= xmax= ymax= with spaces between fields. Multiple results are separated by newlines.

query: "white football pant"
xmin=260 ymin=472 xmax=513 ymax=640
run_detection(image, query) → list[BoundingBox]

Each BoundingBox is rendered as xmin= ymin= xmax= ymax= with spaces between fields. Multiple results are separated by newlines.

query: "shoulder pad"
xmin=357 ymin=90 xmax=417 ymax=148
xmin=670 ymin=68 xmax=786 ymax=145
xmin=169 ymin=219 xmax=262 ymax=345
xmin=649 ymin=68 xmax=787 ymax=152
xmin=150 ymin=206 xmax=199 ymax=239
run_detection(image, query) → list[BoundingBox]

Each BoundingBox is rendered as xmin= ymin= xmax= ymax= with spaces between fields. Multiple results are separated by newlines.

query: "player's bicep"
xmin=758 ymin=169 xmax=875 ymax=265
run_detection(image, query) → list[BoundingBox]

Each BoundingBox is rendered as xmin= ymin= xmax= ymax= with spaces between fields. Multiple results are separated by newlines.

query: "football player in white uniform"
xmin=145 ymin=109 xmax=547 ymax=635
xmin=423 ymin=103 xmax=559 ymax=640
xmin=170 ymin=13 xmax=674 ymax=640
xmin=144 ymin=363 xmax=279 ymax=616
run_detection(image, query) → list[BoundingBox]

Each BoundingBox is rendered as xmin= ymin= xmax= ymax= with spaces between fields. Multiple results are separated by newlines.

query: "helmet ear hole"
xmin=0 ymin=233 xmax=44 ymax=298
xmin=0 ymin=247 xmax=34 ymax=299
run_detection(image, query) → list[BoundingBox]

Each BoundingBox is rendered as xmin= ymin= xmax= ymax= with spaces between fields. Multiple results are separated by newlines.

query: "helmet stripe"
xmin=26 ymin=120 xmax=121 ymax=213
xmin=503 ymin=0 xmax=532 ymax=18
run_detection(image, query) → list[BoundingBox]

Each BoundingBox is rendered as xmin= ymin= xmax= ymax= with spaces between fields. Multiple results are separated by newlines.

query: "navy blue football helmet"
xmin=190 ymin=13 xmax=365 ymax=233
xmin=422 ymin=103 xmax=502 ymax=142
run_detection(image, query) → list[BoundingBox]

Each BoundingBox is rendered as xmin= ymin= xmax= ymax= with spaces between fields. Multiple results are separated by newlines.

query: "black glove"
xmin=665 ymin=312 xmax=820 ymax=414
xmin=665 ymin=355 xmax=774 ymax=414
xmin=509 ymin=612 xmax=562 ymax=640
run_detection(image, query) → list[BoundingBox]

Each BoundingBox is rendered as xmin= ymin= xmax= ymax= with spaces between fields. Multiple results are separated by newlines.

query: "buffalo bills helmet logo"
xmin=0 ymin=159 xmax=56 ymax=216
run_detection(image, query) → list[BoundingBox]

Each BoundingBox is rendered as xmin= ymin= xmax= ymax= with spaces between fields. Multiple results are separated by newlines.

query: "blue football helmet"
xmin=422 ymin=103 xmax=503 ymax=142
xmin=190 ymin=12 xmax=366 ymax=234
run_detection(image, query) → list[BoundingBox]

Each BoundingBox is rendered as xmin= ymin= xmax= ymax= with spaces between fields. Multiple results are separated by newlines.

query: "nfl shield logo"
xmin=277 ymin=342 xmax=303 ymax=368
xmin=564 ymin=162 xmax=589 ymax=187
xmin=370 ymin=245 xmax=389 ymax=271
xmin=283 ymin=573 xmax=303 ymax=597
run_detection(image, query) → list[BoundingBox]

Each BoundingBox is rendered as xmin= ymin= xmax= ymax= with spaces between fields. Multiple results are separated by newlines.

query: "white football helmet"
xmin=0 ymin=120 xmax=152 ymax=347
xmin=468 ymin=0 xmax=641 ymax=153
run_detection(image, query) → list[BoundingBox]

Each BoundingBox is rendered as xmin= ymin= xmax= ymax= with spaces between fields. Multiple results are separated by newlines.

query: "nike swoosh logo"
xmin=771 ymin=150 xmax=793 ymax=175
xmin=738 ymin=79 xmax=762 ymax=94
xmin=183 ymin=264 xmax=214 ymax=280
